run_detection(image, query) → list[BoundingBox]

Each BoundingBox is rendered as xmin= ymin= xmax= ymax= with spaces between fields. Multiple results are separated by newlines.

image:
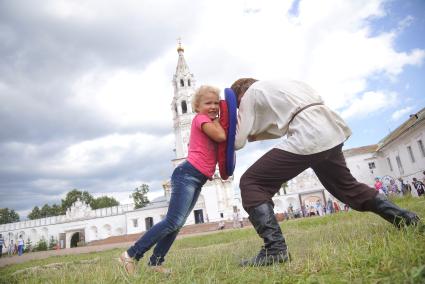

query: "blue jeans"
xmin=127 ymin=161 xmax=207 ymax=265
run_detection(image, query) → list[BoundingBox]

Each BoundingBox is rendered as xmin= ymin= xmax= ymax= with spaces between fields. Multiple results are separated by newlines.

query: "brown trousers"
xmin=240 ymin=144 xmax=378 ymax=211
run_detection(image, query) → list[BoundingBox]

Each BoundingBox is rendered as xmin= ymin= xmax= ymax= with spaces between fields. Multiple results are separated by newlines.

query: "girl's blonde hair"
xmin=192 ymin=85 xmax=221 ymax=113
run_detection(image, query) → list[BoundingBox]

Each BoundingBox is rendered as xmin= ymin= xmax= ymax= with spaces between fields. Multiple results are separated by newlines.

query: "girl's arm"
xmin=202 ymin=118 xmax=226 ymax=142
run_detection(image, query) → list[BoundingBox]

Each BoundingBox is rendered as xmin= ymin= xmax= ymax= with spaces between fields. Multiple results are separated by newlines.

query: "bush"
xmin=48 ymin=236 xmax=58 ymax=250
xmin=34 ymin=238 xmax=48 ymax=251
xmin=24 ymin=238 xmax=32 ymax=253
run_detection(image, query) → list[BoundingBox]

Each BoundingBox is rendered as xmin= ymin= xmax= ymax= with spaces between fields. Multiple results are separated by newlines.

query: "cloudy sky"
xmin=1 ymin=0 xmax=424 ymax=219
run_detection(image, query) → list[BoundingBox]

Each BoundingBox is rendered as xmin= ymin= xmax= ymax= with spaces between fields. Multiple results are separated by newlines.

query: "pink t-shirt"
xmin=187 ymin=114 xmax=217 ymax=178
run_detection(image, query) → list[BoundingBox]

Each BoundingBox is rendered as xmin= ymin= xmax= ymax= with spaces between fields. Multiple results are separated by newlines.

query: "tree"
xmin=49 ymin=236 xmax=58 ymax=250
xmin=131 ymin=184 xmax=150 ymax=209
xmin=24 ymin=238 xmax=33 ymax=253
xmin=61 ymin=189 xmax=94 ymax=212
xmin=51 ymin=204 xmax=63 ymax=216
xmin=28 ymin=203 xmax=65 ymax=220
xmin=0 ymin=208 xmax=20 ymax=224
xmin=28 ymin=206 xmax=41 ymax=220
xmin=91 ymin=196 xmax=119 ymax=210
xmin=40 ymin=204 xmax=52 ymax=218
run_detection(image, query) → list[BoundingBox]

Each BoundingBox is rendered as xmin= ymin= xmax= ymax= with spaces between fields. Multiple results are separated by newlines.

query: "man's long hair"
xmin=230 ymin=78 xmax=258 ymax=97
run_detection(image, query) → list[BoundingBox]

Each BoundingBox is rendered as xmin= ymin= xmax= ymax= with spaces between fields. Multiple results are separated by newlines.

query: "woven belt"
xmin=288 ymin=102 xmax=324 ymax=126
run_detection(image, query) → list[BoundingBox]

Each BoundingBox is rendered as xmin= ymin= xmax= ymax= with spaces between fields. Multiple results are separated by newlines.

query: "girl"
xmin=119 ymin=85 xmax=226 ymax=275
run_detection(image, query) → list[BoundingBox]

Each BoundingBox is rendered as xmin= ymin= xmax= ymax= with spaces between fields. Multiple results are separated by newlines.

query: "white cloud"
xmin=340 ymin=91 xmax=397 ymax=119
xmin=46 ymin=133 xmax=174 ymax=176
xmin=187 ymin=0 xmax=424 ymax=111
xmin=391 ymin=106 xmax=414 ymax=121
xmin=70 ymin=55 xmax=175 ymax=130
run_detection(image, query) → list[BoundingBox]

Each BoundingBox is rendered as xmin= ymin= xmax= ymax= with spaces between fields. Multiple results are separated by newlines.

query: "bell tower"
xmin=165 ymin=42 xmax=236 ymax=222
xmin=171 ymin=40 xmax=196 ymax=166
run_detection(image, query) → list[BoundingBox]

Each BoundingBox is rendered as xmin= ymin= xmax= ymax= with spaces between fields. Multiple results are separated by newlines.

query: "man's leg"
xmin=312 ymin=144 xmax=420 ymax=228
xmin=240 ymin=148 xmax=311 ymax=266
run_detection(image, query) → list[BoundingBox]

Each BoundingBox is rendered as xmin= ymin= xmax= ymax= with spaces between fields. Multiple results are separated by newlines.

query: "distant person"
xmin=344 ymin=204 xmax=350 ymax=212
xmin=238 ymin=209 xmax=244 ymax=228
xmin=333 ymin=201 xmax=340 ymax=213
xmin=287 ymin=203 xmax=294 ymax=218
xmin=231 ymin=78 xmax=420 ymax=267
xmin=17 ymin=235 xmax=24 ymax=256
xmin=8 ymin=240 xmax=14 ymax=256
xmin=412 ymin=178 xmax=425 ymax=197
xmin=233 ymin=211 xmax=239 ymax=228
xmin=398 ymin=178 xmax=409 ymax=196
xmin=301 ymin=204 xmax=306 ymax=217
xmin=389 ymin=180 xmax=399 ymax=196
xmin=0 ymin=234 xmax=4 ymax=258
xmin=118 ymin=86 xmax=226 ymax=275
xmin=326 ymin=198 xmax=334 ymax=214
xmin=315 ymin=200 xmax=324 ymax=216
xmin=374 ymin=177 xmax=383 ymax=193
xmin=218 ymin=218 xmax=225 ymax=230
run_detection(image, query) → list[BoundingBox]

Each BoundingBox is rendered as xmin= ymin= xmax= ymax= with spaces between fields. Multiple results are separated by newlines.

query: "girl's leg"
xmin=148 ymin=184 xmax=203 ymax=266
xmin=126 ymin=162 xmax=207 ymax=261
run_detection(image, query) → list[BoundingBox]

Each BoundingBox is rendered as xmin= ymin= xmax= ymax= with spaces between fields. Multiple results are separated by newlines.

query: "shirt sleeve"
xmin=235 ymin=91 xmax=256 ymax=150
xmin=194 ymin=114 xmax=212 ymax=129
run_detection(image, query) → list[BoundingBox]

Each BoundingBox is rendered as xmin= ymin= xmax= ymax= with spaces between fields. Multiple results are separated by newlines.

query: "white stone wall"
xmin=344 ymin=153 xmax=377 ymax=186
xmin=375 ymin=122 xmax=425 ymax=181
xmin=126 ymin=206 xmax=168 ymax=235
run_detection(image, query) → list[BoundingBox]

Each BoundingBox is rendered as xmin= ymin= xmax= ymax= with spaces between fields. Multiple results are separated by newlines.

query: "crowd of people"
xmin=0 ymin=234 xmax=24 ymax=257
xmin=374 ymin=171 xmax=425 ymax=197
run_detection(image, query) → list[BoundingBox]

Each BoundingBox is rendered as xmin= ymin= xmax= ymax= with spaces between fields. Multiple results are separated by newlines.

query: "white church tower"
xmin=163 ymin=42 xmax=236 ymax=223
xmin=171 ymin=41 xmax=196 ymax=167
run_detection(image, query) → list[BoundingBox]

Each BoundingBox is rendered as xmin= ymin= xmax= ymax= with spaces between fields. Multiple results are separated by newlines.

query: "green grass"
xmin=1 ymin=197 xmax=425 ymax=283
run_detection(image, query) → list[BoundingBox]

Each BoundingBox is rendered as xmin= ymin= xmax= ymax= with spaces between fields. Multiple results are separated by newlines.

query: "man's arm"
xmin=235 ymin=93 xmax=255 ymax=150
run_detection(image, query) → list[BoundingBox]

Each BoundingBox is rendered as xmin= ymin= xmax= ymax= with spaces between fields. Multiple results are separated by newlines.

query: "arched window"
xmin=180 ymin=79 xmax=184 ymax=87
xmin=188 ymin=79 xmax=191 ymax=86
xmin=181 ymin=100 xmax=187 ymax=114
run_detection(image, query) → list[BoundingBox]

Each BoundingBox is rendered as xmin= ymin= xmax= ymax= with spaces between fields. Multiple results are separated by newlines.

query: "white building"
xmin=344 ymin=107 xmax=425 ymax=192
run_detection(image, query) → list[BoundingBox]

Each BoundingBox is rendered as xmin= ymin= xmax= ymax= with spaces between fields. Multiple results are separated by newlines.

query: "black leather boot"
xmin=240 ymin=202 xmax=290 ymax=266
xmin=366 ymin=194 xmax=420 ymax=228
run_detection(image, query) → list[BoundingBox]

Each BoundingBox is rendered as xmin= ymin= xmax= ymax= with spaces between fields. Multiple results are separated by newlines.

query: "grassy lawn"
xmin=1 ymin=197 xmax=424 ymax=283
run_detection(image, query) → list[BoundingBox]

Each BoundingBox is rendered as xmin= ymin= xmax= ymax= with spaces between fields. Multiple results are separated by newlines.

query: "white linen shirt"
xmin=235 ymin=80 xmax=352 ymax=155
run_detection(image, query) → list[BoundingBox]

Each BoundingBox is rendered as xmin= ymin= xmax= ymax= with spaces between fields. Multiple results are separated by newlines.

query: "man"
xmin=0 ymin=234 xmax=4 ymax=258
xmin=232 ymin=78 xmax=420 ymax=267
xmin=412 ymin=178 xmax=425 ymax=196
xmin=398 ymin=178 xmax=408 ymax=196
